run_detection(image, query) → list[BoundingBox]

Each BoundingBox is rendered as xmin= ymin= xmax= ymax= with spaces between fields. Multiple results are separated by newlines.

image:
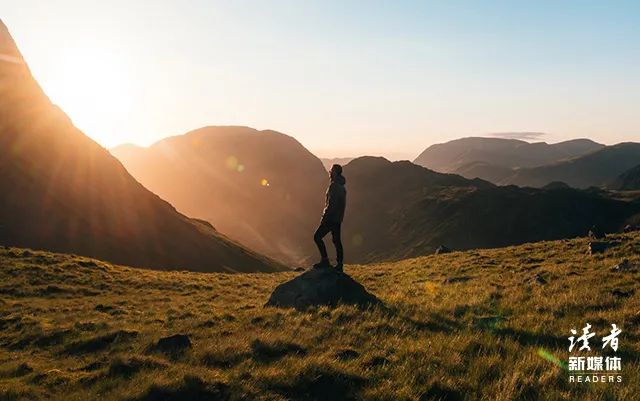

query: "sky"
xmin=4 ymin=0 xmax=640 ymax=160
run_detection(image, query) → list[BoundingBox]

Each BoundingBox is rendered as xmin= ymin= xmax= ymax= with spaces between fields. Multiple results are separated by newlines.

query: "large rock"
xmin=266 ymin=267 xmax=381 ymax=310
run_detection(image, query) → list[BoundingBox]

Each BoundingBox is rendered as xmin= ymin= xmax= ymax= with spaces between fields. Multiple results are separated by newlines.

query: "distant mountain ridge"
xmin=414 ymin=137 xmax=604 ymax=174
xmin=414 ymin=136 xmax=640 ymax=189
xmin=502 ymin=143 xmax=640 ymax=188
xmin=0 ymin=20 xmax=283 ymax=273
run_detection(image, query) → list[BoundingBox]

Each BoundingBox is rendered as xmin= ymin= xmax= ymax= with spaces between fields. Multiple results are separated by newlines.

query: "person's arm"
xmin=322 ymin=183 xmax=339 ymax=221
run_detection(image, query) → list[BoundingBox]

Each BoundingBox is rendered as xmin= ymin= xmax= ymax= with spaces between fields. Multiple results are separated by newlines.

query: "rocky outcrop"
xmin=266 ymin=267 xmax=381 ymax=310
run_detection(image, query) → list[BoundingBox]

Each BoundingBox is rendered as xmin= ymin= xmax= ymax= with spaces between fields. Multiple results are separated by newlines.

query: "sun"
xmin=37 ymin=45 xmax=134 ymax=147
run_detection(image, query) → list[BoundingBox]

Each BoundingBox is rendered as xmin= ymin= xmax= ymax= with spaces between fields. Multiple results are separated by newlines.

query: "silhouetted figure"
xmin=314 ymin=164 xmax=346 ymax=271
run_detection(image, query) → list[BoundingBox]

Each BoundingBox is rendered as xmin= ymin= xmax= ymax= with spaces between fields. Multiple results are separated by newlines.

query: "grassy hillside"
xmin=1 ymin=234 xmax=639 ymax=401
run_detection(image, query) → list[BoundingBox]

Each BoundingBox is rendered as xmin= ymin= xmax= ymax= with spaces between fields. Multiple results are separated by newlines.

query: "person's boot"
xmin=313 ymin=259 xmax=331 ymax=269
xmin=335 ymin=262 xmax=344 ymax=272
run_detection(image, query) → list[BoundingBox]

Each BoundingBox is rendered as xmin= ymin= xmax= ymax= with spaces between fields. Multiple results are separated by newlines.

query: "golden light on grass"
xmin=1 ymin=233 xmax=639 ymax=399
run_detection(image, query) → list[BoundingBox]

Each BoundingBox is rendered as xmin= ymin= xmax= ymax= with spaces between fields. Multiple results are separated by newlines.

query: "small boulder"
xmin=534 ymin=274 xmax=547 ymax=285
xmin=611 ymin=259 xmax=635 ymax=272
xmin=435 ymin=245 xmax=452 ymax=255
xmin=265 ymin=268 xmax=381 ymax=310
xmin=149 ymin=334 xmax=192 ymax=356
xmin=623 ymin=224 xmax=640 ymax=233
xmin=334 ymin=349 xmax=360 ymax=361
xmin=363 ymin=356 xmax=391 ymax=368
xmin=611 ymin=289 xmax=634 ymax=298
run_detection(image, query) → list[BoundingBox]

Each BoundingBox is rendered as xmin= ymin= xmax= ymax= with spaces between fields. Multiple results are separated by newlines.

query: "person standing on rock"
xmin=313 ymin=164 xmax=346 ymax=271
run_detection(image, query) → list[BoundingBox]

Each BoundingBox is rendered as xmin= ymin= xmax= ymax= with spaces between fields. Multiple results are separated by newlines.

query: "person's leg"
xmin=331 ymin=223 xmax=343 ymax=270
xmin=313 ymin=223 xmax=331 ymax=265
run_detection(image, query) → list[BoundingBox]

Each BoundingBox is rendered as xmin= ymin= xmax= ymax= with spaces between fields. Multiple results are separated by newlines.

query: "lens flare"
xmin=260 ymin=178 xmax=270 ymax=187
xmin=225 ymin=156 xmax=238 ymax=170
xmin=537 ymin=348 xmax=568 ymax=370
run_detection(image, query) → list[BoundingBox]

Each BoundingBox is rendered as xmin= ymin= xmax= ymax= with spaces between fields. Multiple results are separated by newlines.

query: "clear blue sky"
xmin=4 ymin=1 xmax=640 ymax=159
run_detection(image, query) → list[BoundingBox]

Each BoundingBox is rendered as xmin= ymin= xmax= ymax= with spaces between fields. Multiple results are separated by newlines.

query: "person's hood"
xmin=332 ymin=174 xmax=346 ymax=186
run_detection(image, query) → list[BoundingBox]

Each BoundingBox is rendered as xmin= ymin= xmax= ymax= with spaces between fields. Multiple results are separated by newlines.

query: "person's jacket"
xmin=322 ymin=174 xmax=346 ymax=224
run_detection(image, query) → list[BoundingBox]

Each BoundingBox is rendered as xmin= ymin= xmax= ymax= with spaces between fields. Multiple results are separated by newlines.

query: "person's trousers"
xmin=314 ymin=221 xmax=343 ymax=263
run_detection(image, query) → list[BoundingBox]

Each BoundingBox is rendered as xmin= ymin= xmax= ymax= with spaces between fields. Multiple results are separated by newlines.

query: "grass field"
xmin=1 ymin=233 xmax=639 ymax=401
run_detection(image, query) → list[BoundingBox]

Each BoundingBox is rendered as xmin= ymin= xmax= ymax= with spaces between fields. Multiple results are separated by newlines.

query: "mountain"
xmin=503 ymin=143 xmax=640 ymax=188
xmin=610 ymin=164 xmax=640 ymax=190
xmin=112 ymin=126 xmax=328 ymax=264
xmin=0 ymin=20 xmax=283 ymax=273
xmin=413 ymin=137 xmax=604 ymax=180
xmin=320 ymin=157 xmax=355 ymax=171
xmin=113 ymin=131 xmax=640 ymax=265
xmin=341 ymin=157 xmax=640 ymax=262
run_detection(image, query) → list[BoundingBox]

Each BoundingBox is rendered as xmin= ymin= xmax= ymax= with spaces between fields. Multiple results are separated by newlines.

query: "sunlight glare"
xmin=38 ymin=45 xmax=134 ymax=146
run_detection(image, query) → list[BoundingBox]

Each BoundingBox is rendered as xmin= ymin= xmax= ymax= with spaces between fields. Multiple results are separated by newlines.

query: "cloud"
xmin=488 ymin=132 xmax=547 ymax=141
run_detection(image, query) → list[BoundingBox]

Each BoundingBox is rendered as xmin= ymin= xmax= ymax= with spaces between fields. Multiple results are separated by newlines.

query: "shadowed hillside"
xmin=342 ymin=157 xmax=640 ymax=262
xmin=414 ymin=137 xmax=603 ymax=176
xmin=611 ymin=164 xmax=640 ymax=190
xmin=503 ymin=143 xmax=640 ymax=188
xmin=452 ymin=161 xmax=515 ymax=183
xmin=0 ymin=21 xmax=283 ymax=273
xmin=112 ymin=127 xmax=327 ymax=264
xmin=1 ymin=233 xmax=639 ymax=400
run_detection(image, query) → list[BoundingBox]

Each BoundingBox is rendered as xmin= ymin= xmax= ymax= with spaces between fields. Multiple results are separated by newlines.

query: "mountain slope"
xmin=610 ymin=164 xmax=640 ymax=190
xmin=2 ymin=233 xmax=639 ymax=400
xmin=342 ymin=157 xmax=640 ymax=262
xmin=453 ymin=161 xmax=515 ymax=182
xmin=0 ymin=20 xmax=283 ymax=272
xmin=502 ymin=143 xmax=640 ymax=188
xmin=111 ymin=126 xmax=328 ymax=264
xmin=413 ymin=137 xmax=603 ymax=174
